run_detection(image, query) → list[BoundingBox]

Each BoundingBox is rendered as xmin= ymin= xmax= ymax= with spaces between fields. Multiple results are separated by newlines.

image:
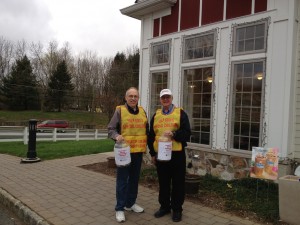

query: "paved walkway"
xmin=0 ymin=153 xmax=263 ymax=225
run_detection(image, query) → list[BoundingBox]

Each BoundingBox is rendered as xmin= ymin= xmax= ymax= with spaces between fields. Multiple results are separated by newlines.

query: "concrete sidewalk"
xmin=0 ymin=153 xmax=262 ymax=225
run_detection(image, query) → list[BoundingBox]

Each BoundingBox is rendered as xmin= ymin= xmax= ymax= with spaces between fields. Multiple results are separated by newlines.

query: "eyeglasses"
xmin=161 ymin=95 xmax=171 ymax=99
xmin=127 ymin=95 xmax=139 ymax=99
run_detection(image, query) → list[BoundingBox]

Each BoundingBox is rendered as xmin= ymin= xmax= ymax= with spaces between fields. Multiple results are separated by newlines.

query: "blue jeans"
xmin=115 ymin=152 xmax=143 ymax=211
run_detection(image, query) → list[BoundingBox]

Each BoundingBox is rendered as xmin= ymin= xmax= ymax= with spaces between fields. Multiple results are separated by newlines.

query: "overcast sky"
xmin=0 ymin=0 xmax=141 ymax=57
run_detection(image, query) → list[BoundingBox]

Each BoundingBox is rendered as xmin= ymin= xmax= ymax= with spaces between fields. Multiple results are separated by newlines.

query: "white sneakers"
xmin=116 ymin=211 xmax=125 ymax=223
xmin=124 ymin=203 xmax=144 ymax=213
xmin=116 ymin=204 xmax=144 ymax=222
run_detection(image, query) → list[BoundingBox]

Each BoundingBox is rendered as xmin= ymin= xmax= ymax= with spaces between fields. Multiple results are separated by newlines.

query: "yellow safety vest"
xmin=119 ymin=105 xmax=147 ymax=153
xmin=153 ymin=107 xmax=182 ymax=152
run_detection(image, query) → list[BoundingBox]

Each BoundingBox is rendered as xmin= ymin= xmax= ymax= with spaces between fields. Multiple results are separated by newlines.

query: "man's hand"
xmin=115 ymin=135 xmax=124 ymax=142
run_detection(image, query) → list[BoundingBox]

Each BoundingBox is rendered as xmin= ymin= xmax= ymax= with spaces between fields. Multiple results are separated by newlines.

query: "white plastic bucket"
xmin=114 ymin=144 xmax=131 ymax=167
xmin=157 ymin=141 xmax=172 ymax=161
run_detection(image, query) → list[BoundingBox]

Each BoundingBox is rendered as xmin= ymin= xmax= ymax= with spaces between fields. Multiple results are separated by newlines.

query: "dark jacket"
xmin=148 ymin=108 xmax=191 ymax=157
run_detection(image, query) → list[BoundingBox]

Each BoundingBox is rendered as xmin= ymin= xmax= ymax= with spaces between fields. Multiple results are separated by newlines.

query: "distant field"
xmin=0 ymin=110 xmax=109 ymax=128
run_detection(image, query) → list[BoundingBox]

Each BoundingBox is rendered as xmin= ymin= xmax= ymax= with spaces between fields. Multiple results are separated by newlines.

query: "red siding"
xmin=226 ymin=0 xmax=251 ymax=20
xmin=180 ymin=0 xmax=200 ymax=31
xmin=255 ymin=0 xmax=267 ymax=13
xmin=153 ymin=18 xmax=160 ymax=37
xmin=161 ymin=0 xmax=179 ymax=35
xmin=202 ymin=0 xmax=224 ymax=26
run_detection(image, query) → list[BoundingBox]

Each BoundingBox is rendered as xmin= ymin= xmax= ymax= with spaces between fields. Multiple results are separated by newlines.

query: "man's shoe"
xmin=116 ymin=211 xmax=125 ymax=222
xmin=124 ymin=204 xmax=144 ymax=213
xmin=172 ymin=211 xmax=182 ymax=222
xmin=154 ymin=208 xmax=171 ymax=218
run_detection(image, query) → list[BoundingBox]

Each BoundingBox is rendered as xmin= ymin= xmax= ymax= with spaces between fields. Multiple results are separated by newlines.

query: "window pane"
xmin=236 ymin=79 xmax=243 ymax=92
xmin=241 ymin=107 xmax=250 ymax=121
xmin=251 ymin=108 xmax=260 ymax=122
xmin=255 ymin=38 xmax=264 ymax=50
xmin=240 ymin=137 xmax=249 ymax=150
xmin=236 ymin=28 xmax=245 ymax=40
xmin=201 ymin=132 xmax=210 ymax=145
xmin=252 ymin=93 xmax=261 ymax=107
xmin=234 ymin=122 xmax=240 ymax=134
xmin=243 ymin=78 xmax=252 ymax=92
xmin=250 ymin=123 xmax=260 ymax=137
xmin=234 ymin=136 xmax=240 ymax=149
xmin=202 ymin=107 xmax=211 ymax=118
xmin=255 ymin=24 xmax=265 ymax=37
xmin=245 ymin=39 xmax=254 ymax=51
xmin=201 ymin=120 xmax=210 ymax=132
xmin=245 ymin=26 xmax=255 ymax=39
xmin=250 ymin=138 xmax=259 ymax=149
xmin=237 ymin=41 xmax=244 ymax=52
xmin=241 ymin=122 xmax=250 ymax=136
xmin=235 ymin=107 xmax=241 ymax=121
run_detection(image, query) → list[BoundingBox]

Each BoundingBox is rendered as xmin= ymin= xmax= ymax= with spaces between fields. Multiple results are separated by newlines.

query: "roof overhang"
xmin=120 ymin=0 xmax=177 ymax=20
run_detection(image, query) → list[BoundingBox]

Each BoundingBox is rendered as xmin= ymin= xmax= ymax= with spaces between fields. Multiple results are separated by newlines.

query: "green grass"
xmin=0 ymin=139 xmax=114 ymax=160
xmin=0 ymin=110 xmax=108 ymax=128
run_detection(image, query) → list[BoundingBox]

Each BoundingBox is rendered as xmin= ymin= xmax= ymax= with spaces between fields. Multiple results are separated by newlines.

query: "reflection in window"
xmin=234 ymin=22 xmax=267 ymax=55
xmin=183 ymin=33 xmax=215 ymax=61
xmin=151 ymin=41 xmax=170 ymax=65
xmin=150 ymin=71 xmax=168 ymax=116
xmin=183 ymin=67 xmax=213 ymax=145
xmin=231 ymin=61 xmax=264 ymax=151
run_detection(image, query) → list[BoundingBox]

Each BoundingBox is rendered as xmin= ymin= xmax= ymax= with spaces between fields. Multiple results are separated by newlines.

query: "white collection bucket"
xmin=157 ymin=141 xmax=172 ymax=161
xmin=114 ymin=142 xmax=131 ymax=167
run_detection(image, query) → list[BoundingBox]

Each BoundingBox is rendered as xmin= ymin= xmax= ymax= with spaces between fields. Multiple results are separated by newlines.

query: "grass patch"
xmin=0 ymin=139 xmax=114 ymax=160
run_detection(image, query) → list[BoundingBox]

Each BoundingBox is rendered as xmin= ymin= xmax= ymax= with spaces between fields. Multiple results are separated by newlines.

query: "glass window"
xmin=233 ymin=22 xmax=267 ymax=55
xmin=183 ymin=67 xmax=213 ymax=145
xmin=183 ymin=33 xmax=215 ymax=62
xmin=150 ymin=71 xmax=168 ymax=116
xmin=231 ymin=61 xmax=264 ymax=151
xmin=151 ymin=41 xmax=170 ymax=66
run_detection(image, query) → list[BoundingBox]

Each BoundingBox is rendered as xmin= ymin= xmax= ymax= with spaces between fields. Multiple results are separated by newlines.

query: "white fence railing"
xmin=0 ymin=126 xmax=108 ymax=144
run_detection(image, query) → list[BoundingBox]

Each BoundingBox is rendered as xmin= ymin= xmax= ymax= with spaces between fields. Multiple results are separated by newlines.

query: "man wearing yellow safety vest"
xmin=108 ymin=87 xmax=148 ymax=223
xmin=148 ymin=89 xmax=191 ymax=222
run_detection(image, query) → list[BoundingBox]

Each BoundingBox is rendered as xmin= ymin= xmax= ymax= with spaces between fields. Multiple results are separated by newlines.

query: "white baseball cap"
xmin=160 ymin=89 xmax=172 ymax=97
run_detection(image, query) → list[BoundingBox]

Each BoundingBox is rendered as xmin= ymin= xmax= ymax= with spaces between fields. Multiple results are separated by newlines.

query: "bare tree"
xmin=15 ymin=39 xmax=28 ymax=60
xmin=0 ymin=37 xmax=14 ymax=80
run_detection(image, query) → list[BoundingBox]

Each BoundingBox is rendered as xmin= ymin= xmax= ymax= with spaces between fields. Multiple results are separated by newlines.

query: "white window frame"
xmin=151 ymin=40 xmax=171 ymax=66
xmin=229 ymin=59 xmax=266 ymax=153
xmin=232 ymin=20 xmax=268 ymax=56
xmin=182 ymin=66 xmax=214 ymax=146
xmin=182 ymin=31 xmax=216 ymax=63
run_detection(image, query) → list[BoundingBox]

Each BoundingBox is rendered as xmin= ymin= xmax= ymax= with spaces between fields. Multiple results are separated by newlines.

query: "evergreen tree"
xmin=0 ymin=55 xmax=40 ymax=110
xmin=45 ymin=60 xmax=74 ymax=112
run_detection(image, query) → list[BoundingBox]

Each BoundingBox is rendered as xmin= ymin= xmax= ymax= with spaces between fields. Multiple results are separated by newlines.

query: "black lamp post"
xmin=21 ymin=119 xmax=41 ymax=163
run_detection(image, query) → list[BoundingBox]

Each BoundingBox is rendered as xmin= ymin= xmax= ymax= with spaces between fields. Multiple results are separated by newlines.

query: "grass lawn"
xmin=0 ymin=139 xmax=114 ymax=160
